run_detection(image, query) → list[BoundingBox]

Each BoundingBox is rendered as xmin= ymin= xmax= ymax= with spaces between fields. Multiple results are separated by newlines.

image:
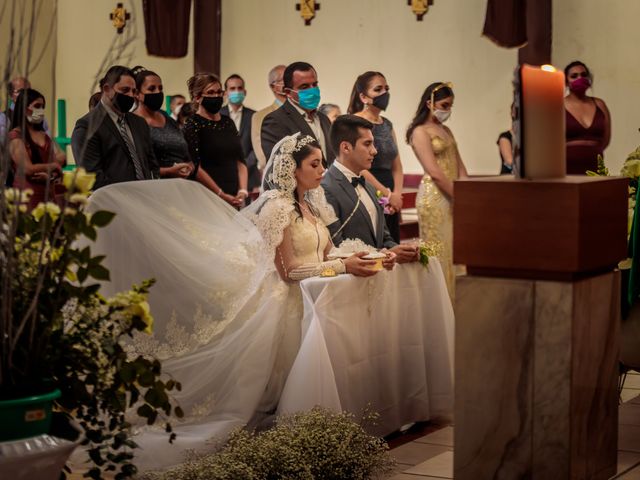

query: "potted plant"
xmin=0 ymin=169 xmax=183 ymax=479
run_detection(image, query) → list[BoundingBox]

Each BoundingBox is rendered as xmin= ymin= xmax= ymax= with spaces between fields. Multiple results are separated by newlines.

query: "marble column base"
xmin=454 ymin=272 xmax=619 ymax=480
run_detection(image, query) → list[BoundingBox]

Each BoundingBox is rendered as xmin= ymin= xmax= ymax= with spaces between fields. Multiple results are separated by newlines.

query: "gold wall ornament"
xmin=408 ymin=0 xmax=434 ymax=21
xmin=296 ymin=0 xmax=320 ymax=26
xmin=110 ymin=2 xmax=130 ymax=34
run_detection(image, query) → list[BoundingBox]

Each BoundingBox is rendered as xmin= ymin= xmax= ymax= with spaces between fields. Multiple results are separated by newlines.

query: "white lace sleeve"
xmin=274 ymin=221 xmax=346 ymax=281
xmin=306 ymin=187 xmax=338 ymax=227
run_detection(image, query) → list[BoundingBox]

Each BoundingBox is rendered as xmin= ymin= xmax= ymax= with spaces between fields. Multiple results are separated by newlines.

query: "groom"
xmin=321 ymin=115 xmax=418 ymax=263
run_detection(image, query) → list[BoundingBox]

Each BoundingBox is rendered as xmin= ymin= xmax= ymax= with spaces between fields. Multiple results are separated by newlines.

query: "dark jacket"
xmin=321 ymin=164 xmax=397 ymax=249
xmin=71 ymin=103 xmax=158 ymax=189
xmin=221 ymin=105 xmax=260 ymax=189
xmin=260 ymin=100 xmax=334 ymax=166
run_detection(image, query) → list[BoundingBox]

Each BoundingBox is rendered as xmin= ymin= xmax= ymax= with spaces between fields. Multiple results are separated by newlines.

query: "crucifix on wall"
xmin=409 ymin=0 xmax=434 ymax=21
xmin=296 ymin=0 xmax=320 ymax=26
xmin=110 ymin=2 xmax=130 ymax=34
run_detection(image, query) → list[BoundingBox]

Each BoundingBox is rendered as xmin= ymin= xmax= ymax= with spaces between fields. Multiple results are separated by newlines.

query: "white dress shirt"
xmin=334 ymin=161 xmax=378 ymax=229
xmin=229 ymin=105 xmax=243 ymax=132
xmin=288 ymin=99 xmax=327 ymax=159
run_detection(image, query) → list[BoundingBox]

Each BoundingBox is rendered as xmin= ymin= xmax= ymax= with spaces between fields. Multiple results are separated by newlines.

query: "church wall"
xmin=56 ymin=0 xmax=194 ymax=163
xmin=553 ymin=0 xmax=640 ymax=175
xmin=220 ymin=0 xmax=518 ymax=175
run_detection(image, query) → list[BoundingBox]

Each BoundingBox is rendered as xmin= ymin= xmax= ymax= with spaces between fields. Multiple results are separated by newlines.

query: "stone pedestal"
xmin=453 ymin=176 xmax=627 ymax=480
xmin=455 ymin=274 xmax=619 ymax=479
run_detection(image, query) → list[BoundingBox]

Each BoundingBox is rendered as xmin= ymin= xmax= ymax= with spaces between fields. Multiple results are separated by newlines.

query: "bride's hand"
xmin=344 ymin=252 xmax=378 ymax=277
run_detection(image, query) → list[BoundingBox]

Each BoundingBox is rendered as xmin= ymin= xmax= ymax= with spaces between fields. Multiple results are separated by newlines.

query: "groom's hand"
xmin=381 ymin=249 xmax=396 ymax=270
xmin=344 ymin=252 xmax=378 ymax=277
xmin=391 ymin=244 xmax=419 ymax=264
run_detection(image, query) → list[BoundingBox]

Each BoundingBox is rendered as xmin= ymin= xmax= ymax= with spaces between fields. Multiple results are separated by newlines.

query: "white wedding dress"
xmin=84 ymin=135 xmax=345 ymax=470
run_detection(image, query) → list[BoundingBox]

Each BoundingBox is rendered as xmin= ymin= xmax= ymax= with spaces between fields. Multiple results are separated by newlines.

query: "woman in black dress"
xmin=184 ymin=72 xmax=248 ymax=208
xmin=132 ymin=66 xmax=193 ymax=179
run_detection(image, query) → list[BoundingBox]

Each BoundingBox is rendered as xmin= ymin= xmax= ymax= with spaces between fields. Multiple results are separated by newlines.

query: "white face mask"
xmin=27 ymin=107 xmax=45 ymax=124
xmin=433 ymin=109 xmax=451 ymax=124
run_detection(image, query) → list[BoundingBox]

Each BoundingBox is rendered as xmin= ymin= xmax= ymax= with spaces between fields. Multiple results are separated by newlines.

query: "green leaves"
xmin=2 ymin=193 xmax=180 ymax=480
xmin=90 ymin=210 xmax=116 ymax=228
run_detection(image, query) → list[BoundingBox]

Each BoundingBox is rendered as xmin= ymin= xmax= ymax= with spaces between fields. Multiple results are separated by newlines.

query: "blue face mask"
xmin=295 ymin=86 xmax=321 ymax=111
xmin=228 ymin=91 xmax=245 ymax=105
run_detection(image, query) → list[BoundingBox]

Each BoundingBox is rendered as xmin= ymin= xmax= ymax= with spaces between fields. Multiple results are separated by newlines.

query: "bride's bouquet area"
xmin=0 ymin=169 xmax=181 ymax=479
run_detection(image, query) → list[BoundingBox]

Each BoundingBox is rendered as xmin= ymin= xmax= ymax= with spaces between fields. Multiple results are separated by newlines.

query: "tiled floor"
xmin=388 ymin=370 xmax=640 ymax=479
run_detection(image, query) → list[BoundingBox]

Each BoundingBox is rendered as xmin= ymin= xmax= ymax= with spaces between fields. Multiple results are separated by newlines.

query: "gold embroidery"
xmin=417 ymin=135 xmax=459 ymax=300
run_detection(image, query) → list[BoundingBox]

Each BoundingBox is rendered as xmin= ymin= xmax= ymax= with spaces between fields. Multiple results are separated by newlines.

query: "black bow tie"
xmin=351 ymin=176 xmax=366 ymax=188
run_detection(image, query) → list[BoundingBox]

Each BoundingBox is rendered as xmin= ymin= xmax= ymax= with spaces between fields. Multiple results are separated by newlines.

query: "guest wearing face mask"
xmin=251 ymin=64 xmax=286 ymax=170
xmin=348 ymin=71 xmax=404 ymax=243
xmin=261 ymin=61 xmax=333 ymax=165
xmin=183 ymin=72 xmax=248 ymax=208
xmin=71 ymin=65 xmax=159 ymax=190
xmin=8 ymin=88 xmax=66 ymax=209
xmin=132 ymin=66 xmax=193 ymax=179
xmin=563 ymin=60 xmax=611 ymax=174
xmin=169 ymin=94 xmax=186 ymax=121
xmin=221 ymin=74 xmax=259 ymax=192
xmin=406 ymin=82 xmax=468 ymax=300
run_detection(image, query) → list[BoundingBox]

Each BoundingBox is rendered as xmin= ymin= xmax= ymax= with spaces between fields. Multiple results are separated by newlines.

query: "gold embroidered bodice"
xmin=429 ymin=135 xmax=459 ymax=182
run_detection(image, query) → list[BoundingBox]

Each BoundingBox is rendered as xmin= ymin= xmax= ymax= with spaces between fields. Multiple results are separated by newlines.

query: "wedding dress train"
xmin=86 ymin=177 xmax=337 ymax=469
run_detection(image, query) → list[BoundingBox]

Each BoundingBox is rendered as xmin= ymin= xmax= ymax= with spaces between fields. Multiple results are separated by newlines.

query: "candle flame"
xmin=541 ymin=64 xmax=557 ymax=72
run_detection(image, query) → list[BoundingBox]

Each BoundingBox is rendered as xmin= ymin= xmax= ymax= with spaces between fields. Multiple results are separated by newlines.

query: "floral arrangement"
xmin=375 ymin=189 xmax=393 ymax=215
xmin=0 ymin=169 xmax=181 ymax=480
xmin=141 ymin=406 xmax=396 ymax=480
xmin=418 ymin=242 xmax=430 ymax=268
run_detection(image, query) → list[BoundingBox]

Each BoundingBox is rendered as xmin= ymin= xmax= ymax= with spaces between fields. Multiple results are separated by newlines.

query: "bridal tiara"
xmin=293 ymin=135 xmax=316 ymax=153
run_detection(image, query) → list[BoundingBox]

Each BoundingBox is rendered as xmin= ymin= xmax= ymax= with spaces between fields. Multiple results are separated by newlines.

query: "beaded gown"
xmin=416 ymin=135 xmax=459 ymax=300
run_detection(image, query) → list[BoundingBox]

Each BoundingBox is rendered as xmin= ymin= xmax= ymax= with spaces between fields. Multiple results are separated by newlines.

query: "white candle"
xmin=518 ymin=64 xmax=566 ymax=179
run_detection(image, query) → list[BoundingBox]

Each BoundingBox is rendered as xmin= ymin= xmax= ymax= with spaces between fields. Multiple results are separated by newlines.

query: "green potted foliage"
xmin=0 ymin=169 xmax=182 ymax=479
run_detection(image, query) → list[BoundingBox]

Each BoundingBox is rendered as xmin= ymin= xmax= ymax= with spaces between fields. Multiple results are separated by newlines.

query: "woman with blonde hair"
xmin=184 ymin=72 xmax=248 ymax=208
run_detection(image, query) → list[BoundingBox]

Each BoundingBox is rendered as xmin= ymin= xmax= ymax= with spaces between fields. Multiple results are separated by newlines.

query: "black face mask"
xmin=113 ymin=91 xmax=135 ymax=113
xmin=372 ymin=92 xmax=390 ymax=111
xmin=201 ymin=96 xmax=223 ymax=115
xmin=143 ymin=92 xmax=164 ymax=111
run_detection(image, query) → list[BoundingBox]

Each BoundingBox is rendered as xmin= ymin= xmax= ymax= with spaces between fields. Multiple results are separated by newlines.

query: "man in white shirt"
xmin=221 ymin=74 xmax=259 ymax=191
xmin=261 ymin=61 xmax=334 ymax=167
xmin=321 ymin=115 xmax=418 ymax=262
xmin=251 ymin=64 xmax=286 ymax=170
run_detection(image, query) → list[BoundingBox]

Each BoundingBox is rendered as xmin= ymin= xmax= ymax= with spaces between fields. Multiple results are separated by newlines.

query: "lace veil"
xmin=242 ymin=132 xmax=337 ymax=263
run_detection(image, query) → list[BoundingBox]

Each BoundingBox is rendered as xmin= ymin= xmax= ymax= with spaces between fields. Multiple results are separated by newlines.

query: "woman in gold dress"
xmin=406 ymin=83 xmax=468 ymax=299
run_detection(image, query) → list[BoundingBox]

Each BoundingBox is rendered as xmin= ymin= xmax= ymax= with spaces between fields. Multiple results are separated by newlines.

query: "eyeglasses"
xmin=430 ymin=82 xmax=453 ymax=107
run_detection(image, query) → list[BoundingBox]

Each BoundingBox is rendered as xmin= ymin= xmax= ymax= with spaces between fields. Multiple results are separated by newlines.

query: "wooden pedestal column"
xmin=453 ymin=176 xmax=628 ymax=480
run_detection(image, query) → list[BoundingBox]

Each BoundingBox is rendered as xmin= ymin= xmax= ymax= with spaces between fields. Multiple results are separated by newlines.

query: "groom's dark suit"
xmin=321 ymin=163 xmax=397 ymax=249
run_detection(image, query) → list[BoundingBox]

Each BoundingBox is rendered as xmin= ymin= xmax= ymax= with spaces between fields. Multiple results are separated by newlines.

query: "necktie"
xmin=117 ymin=116 xmax=145 ymax=180
xmin=351 ymin=176 xmax=366 ymax=188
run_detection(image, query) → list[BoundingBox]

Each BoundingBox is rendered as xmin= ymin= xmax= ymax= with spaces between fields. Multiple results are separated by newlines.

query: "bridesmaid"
xmin=348 ymin=71 xmax=404 ymax=243
xmin=406 ymin=82 xmax=468 ymax=299
xmin=563 ymin=60 xmax=611 ymax=174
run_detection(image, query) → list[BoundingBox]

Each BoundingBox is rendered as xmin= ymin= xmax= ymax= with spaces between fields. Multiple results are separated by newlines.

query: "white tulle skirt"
xmin=84 ymin=179 xmax=303 ymax=469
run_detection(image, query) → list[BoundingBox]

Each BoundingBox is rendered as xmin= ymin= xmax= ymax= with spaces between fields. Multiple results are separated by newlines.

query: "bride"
xmin=86 ymin=133 xmax=381 ymax=469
